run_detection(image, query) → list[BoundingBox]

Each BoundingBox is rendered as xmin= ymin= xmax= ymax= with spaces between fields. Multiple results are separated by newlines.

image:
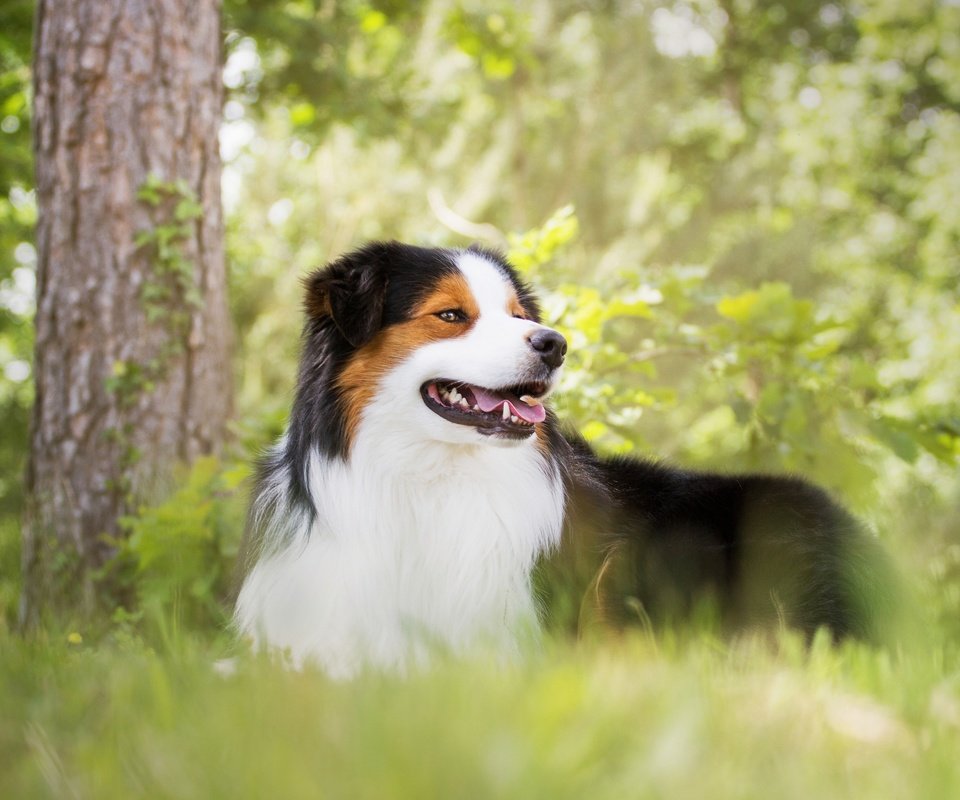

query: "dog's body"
xmin=235 ymin=243 xmax=888 ymax=675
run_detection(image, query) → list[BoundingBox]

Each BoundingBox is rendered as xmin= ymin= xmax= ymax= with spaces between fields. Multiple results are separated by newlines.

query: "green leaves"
xmin=709 ymin=281 xmax=958 ymax=471
xmin=509 ymin=201 xmax=959 ymax=498
xmin=133 ymin=173 xmax=205 ymax=325
xmin=716 ymin=283 xmax=815 ymax=341
xmin=174 ymin=197 xmax=204 ymax=222
xmin=507 ymin=205 xmax=579 ymax=274
xmin=223 ymin=0 xmax=428 ymax=142
xmin=443 ymin=6 xmax=530 ymax=81
xmin=0 ymin=0 xmax=33 ymax=526
xmin=111 ymin=457 xmax=249 ymax=632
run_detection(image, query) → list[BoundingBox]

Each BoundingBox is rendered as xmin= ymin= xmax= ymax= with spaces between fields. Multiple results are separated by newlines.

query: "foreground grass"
xmin=2 ymin=627 xmax=959 ymax=800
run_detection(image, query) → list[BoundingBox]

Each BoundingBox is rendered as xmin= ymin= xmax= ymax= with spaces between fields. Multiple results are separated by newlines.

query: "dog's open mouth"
xmin=420 ymin=379 xmax=548 ymax=438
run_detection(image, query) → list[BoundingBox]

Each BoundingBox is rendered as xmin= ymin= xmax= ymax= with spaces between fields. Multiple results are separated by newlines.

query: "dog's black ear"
xmin=304 ymin=247 xmax=389 ymax=347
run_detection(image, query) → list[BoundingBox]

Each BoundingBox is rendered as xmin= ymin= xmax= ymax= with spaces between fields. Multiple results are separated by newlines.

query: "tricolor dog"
xmin=235 ymin=243 xmax=888 ymax=676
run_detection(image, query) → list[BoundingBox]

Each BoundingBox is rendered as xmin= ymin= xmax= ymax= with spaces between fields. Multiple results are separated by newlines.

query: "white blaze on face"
xmin=448 ymin=250 xmax=547 ymax=386
xmin=456 ymin=251 xmax=516 ymax=321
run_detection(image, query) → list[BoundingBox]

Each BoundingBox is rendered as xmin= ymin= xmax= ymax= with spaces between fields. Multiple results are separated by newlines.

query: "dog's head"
xmin=301 ymin=242 xmax=566 ymax=451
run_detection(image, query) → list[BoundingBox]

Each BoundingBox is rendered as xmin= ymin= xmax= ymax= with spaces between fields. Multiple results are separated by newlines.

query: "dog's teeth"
xmin=510 ymin=415 xmax=518 ymax=423
xmin=502 ymin=403 xmax=510 ymax=420
xmin=520 ymin=394 xmax=542 ymax=407
xmin=472 ymin=405 xmax=479 ymax=411
xmin=459 ymin=398 xmax=468 ymax=408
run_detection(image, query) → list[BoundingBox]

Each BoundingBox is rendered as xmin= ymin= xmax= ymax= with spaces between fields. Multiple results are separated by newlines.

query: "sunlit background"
xmin=2 ymin=1 xmax=960 ymax=795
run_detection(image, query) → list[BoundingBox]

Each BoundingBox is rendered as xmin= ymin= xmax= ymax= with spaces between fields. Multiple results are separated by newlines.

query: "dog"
xmin=234 ymin=242 xmax=890 ymax=676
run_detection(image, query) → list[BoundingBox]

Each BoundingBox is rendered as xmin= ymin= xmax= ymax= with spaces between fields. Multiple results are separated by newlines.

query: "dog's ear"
xmin=304 ymin=247 xmax=389 ymax=347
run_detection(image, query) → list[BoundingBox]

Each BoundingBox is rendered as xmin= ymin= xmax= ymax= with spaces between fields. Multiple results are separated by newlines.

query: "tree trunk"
xmin=21 ymin=0 xmax=231 ymax=626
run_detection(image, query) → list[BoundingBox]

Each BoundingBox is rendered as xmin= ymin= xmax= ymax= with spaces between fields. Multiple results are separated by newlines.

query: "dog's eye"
xmin=436 ymin=309 xmax=466 ymax=323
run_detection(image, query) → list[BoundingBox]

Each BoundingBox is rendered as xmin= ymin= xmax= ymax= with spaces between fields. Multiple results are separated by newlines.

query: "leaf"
xmin=290 ymin=102 xmax=317 ymax=127
xmin=481 ymin=52 xmax=515 ymax=79
xmin=716 ymin=290 xmax=760 ymax=323
xmin=606 ymin=297 xmax=654 ymax=319
xmin=581 ymin=420 xmax=608 ymax=441
xmin=174 ymin=198 xmax=203 ymax=221
xmin=716 ymin=283 xmax=814 ymax=341
xmin=868 ymin=417 xmax=920 ymax=463
xmin=360 ymin=9 xmax=387 ymax=33
xmin=133 ymin=229 xmax=155 ymax=249
xmin=136 ymin=186 xmax=161 ymax=206
xmin=802 ymin=327 xmax=849 ymax=360
xmin=507 ymin=206 xmax=579 ymax=273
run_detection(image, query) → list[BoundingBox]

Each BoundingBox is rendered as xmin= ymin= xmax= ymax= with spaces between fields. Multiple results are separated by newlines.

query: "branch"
xmin=427 ymin=188 xmax=506 ymax=246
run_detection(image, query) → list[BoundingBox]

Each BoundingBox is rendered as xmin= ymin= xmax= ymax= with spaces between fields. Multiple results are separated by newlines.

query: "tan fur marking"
xmin=507 ymin=293 xmax=528 ymax=320
xmin=336 ymin=274 xmax=479 ymax=446
xmin=534 ymin=423 xmax=551 ymax=457
xmin=417 ymin=273 xmax=480 ymax=321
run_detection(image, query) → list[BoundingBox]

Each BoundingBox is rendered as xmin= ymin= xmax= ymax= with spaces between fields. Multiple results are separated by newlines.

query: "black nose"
xmin=528 ymin=328 xmax=567 ymax=369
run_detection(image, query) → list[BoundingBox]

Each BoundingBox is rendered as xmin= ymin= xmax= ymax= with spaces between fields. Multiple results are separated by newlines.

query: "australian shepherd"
xmin=235 ymin=242 xmax=888 ymax=676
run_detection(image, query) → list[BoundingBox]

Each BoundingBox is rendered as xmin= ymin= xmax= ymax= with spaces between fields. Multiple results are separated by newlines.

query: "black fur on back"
xmin=538 ymin=431 xmax=894 ymax=642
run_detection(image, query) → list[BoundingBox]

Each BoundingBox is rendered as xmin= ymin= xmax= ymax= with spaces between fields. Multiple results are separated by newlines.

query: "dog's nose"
xmin=528 ymin=328 xmax=567 ymax=369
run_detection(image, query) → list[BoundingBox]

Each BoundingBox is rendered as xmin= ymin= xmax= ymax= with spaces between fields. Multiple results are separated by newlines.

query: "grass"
xmin=2 ymin=623 xmax=960 ymax=799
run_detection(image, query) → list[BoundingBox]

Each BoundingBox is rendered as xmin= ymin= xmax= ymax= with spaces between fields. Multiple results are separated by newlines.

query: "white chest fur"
xmin=234 ymin=431 xmax=565 ymax=677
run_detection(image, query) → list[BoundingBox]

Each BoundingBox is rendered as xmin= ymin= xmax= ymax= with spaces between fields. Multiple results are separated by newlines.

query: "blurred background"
xmin=1 ymin=0 xmax=959 ymax=637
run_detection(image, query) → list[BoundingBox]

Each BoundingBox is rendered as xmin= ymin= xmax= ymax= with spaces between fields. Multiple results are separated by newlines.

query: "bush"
xmin=102 ymin=457 xmax=249 ymax=639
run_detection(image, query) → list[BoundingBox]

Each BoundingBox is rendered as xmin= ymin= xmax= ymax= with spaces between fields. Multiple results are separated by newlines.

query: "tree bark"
xmin=21 ymin=0 xmax=231 ymax=625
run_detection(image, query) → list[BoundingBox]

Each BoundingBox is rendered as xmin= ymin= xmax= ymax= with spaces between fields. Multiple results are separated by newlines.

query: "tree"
xmin=21 ymin=0 xmax=232 ymax=626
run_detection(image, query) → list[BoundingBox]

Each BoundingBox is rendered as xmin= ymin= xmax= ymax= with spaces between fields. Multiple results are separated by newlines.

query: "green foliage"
xmin=0 ymin=0 xmax=33 ymax=524
xmin=507 ymin=205 xmax=579 ymax=274
xmin=0 ymin=516 xmax=20 ymax=633
xmin=495 ymin=198 xmax=960 ymax=524
xmin=103 ymin=458 xmax=249 ymax=638
xmin=0 ymin=1 xmax=32 ymax=202
xmin=223 ymin=0 xmax=432 ymax=141
xmin=444 ymin=5 xmax=532 ymax=81
xmin=927 ymin=542 xmax=960 ymax=644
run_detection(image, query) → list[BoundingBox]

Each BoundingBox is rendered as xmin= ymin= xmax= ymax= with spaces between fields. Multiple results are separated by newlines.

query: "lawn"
xmin=3 ymin=623 xmax=959 ymax=799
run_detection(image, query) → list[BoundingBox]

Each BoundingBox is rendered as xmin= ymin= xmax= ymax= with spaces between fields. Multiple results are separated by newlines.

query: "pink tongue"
xmin=470 ymin=386 xmax=546 ymax=424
